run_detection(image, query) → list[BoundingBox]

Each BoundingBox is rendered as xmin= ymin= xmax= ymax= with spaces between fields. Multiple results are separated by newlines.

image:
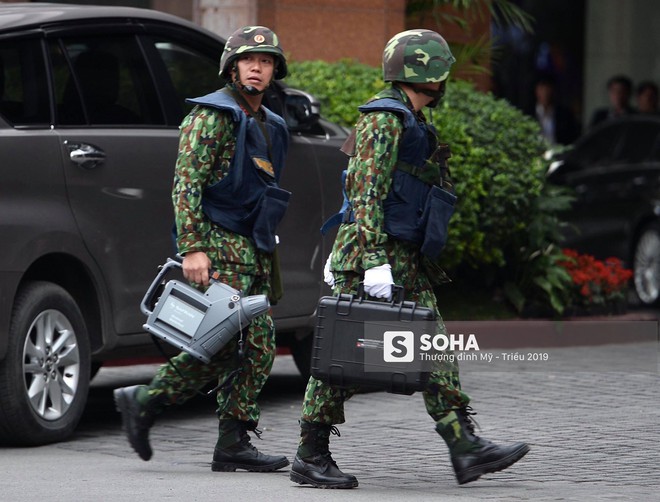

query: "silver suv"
xmin=0 ymin=3 xmax=346 ymax=445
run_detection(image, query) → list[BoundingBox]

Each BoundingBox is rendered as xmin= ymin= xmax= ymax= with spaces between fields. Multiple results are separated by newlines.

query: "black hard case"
xmin=310 ymin=290 xmax=436 ymax=395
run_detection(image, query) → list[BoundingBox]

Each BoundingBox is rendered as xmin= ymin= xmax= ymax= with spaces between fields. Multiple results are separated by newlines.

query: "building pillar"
xmin=193 ymin=0 xmax=258 ymax=40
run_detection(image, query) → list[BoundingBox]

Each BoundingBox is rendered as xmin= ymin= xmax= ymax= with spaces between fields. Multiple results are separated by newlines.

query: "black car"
xmin=0 ymin=3 xmax=347 ymax=445
xmin=547 ymin=115 xmax=660 ymax=306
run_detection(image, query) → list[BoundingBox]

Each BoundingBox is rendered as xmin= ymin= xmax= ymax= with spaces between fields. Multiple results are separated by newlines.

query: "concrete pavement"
xmin=1 ymin=319 xmax=658 ymax=502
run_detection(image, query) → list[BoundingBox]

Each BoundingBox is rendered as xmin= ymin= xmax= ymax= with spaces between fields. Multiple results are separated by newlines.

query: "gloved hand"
xmin=363 ymin=264 xmax=394 ymax=299
xmin=323 ymin=255 xmax=335 ymax=287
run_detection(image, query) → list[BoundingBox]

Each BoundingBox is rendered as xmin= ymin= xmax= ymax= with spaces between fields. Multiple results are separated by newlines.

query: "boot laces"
xmin=312 ymin=425 xmax=341 ymax=466
xmin=235 ymin=423 xmax=263 ymax=451
xmin=458 ymin=406 xmax=481 ymax=435
xmin=320 ymin=426 xmax=341 ymax=464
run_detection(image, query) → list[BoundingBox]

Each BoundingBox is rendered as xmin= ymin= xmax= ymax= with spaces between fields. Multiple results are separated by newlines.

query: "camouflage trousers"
xmin=300 ymin=269 xmax=471 ymax=425
xmin=145 ymin=267 xmax=275 ymax=424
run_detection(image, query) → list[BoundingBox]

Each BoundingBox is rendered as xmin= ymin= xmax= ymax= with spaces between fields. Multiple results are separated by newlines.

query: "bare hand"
xmin=182 ymin=251 xmax=212 ymax=286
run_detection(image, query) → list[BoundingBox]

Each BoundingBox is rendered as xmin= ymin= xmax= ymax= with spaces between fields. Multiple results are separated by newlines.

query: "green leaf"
xmin=503 ymin=282 xmax=525 ymax=312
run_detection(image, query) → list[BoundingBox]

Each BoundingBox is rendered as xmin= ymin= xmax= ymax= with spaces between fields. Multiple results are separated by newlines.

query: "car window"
xmin=0 ymin=38 xmax=50 ymax=126
xmin=152 ymin=38 xmax=222 ymax=120
xmin=614 ymin=122 xmax=660 ymax=164
xmin=568 ymin=123 xmax=624 ymax=168
xmin=50 ymin=35 xmax=164 ymax=126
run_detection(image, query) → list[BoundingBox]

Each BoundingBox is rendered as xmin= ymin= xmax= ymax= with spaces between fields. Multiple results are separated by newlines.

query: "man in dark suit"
xmin=526 ymin=74 xmax=580 ymax=146
xmin=589 ymin=74 xmax=636 ymax=128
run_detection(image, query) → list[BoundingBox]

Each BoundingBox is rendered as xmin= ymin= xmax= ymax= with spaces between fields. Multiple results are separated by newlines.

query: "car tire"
xmin=633 ymin=223 xmax=660 ymax=305
xmin=290 ymin=332 xmax=313 ymax=381
xmin=0 ymin=281 xmax=91 ymax=445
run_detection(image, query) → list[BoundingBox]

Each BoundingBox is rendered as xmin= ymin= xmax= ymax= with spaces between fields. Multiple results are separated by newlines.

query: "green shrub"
xmin=286 ymin=60 xmax=571 ymax=313
xmin=433 ymin=80 xmax=548 ymax=270
xmin=286 ymin=59 xmax=383 ymax=127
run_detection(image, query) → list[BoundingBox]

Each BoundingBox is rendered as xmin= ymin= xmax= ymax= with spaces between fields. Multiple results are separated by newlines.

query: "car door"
xmin=273 ymin=115 xmax=348 ymax=321
xmin=0 ymin=36 xmax=73 ymax=340
xmin=49 ymin=29 xmax=180 ymax=336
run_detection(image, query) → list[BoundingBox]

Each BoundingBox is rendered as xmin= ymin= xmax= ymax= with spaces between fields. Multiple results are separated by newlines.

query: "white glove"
xmin=323 ymin=255 xmax=335 ymax=287
xmin=363 ymin=264 xmax=394 ymax=299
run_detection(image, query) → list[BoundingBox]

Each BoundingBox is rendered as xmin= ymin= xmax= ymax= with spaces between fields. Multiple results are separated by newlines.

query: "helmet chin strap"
xmin=416 ymin=81 xmax=447 ymax=108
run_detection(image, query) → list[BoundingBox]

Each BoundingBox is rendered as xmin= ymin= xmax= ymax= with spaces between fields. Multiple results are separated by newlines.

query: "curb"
xmin=445 ymin=313 xmax=658 ymax=349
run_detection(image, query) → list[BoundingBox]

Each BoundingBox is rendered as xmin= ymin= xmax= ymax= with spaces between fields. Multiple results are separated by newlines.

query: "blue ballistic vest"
xmin=322 ymin=94 xmax=456 ymax=259
xmin=186 ymin=90 xmax=290 ymax=253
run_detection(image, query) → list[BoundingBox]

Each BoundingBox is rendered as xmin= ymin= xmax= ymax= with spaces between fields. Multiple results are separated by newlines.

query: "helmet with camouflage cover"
xmin=383 ymin=29 xmax=455 ymax=84
xmin=219 ymin=25 xmax=287 ymax=80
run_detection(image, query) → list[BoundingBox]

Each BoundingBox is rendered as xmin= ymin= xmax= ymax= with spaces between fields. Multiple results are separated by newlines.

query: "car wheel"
xmin=290 ymin=332 xmax=313 ymax=381
xmin=633 ymin=223 xmax=660 ymax=305
xmin=0 ymin=281 xmax=90 ymax=445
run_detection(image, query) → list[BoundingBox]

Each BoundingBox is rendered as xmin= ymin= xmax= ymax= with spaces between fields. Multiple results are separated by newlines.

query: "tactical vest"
xmin=322 ymin=92 xmax=456 ymax=259
xmin=186 ymin=90 xmax=290 ymax=253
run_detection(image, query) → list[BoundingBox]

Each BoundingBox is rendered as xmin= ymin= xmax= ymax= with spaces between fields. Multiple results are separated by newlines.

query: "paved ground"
xmin=1 ymin=320 xmax=658 ymax=502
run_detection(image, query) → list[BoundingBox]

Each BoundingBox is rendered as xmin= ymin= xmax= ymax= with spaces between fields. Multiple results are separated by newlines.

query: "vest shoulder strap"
xmin=358 ymin=98 xmax=416 ymax=129
xmin=186 ymin=90 xmax=243 ymax=122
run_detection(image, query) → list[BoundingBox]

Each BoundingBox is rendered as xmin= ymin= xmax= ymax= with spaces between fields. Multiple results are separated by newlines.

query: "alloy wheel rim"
xmin=634 ymin=230 xmax=660 ymax=304
xmin=22 ymin=309 xmax=80 ymax=421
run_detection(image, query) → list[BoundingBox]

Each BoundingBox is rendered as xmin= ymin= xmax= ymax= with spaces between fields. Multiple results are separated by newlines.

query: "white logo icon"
xmin=383 ymin=331 xmax=414 ymax=362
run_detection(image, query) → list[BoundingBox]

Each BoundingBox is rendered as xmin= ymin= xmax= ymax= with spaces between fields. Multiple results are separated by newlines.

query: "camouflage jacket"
xmin=172 ymin=99 xmax=269 ymax=274
xmin=330 ymin=86 xmax=432 ymax=275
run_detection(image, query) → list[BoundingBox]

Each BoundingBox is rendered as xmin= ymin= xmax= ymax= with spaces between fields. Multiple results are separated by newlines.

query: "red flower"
xmin=557 ymin=249 xmax=632 ymax=307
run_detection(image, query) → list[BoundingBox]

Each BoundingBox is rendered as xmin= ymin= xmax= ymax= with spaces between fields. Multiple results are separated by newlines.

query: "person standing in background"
xmin=589 ymin=74 xmax=636 ymax=128
xmin=635 ymin=81 xmax=659 ymax=115
xmin=526 ymin=74 xmax=580 ymax=145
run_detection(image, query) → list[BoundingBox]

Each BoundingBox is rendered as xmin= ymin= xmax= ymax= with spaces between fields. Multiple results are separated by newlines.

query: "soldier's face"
xmin=234 ymin=53 xmax=275 ymax=92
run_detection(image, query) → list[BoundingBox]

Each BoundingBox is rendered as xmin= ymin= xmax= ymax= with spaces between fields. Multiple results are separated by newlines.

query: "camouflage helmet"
xmin=383 ymin=29 xmax=455 ymax=83
xmin=219 ymin=26 xmax=287 ymax=80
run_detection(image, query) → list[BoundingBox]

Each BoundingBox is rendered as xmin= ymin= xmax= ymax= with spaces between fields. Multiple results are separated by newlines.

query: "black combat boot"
xmin=289 ymin=421 xmax=358 ymax=489
xmin=436 ymin=407 xmax=530 ymax=485
xmin=211 ymin=419 xmax=289 ymax=472
xmin=113 ymin=385 xmax=160 ymax=461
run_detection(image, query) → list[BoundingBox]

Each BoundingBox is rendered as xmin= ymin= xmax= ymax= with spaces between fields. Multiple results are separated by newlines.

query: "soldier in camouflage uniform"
xmin=113 ymin=26 xmax=290 ymax=473
xmin=289 ymin=29 xmax=530 ymax=489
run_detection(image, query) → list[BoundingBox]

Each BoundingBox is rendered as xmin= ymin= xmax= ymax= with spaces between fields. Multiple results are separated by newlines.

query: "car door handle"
xmin=64 ymin=141 xmax=106 ymax=170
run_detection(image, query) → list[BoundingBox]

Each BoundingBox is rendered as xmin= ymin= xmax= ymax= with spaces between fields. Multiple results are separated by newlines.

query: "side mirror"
xmin=282 ymin=87 xmax=321 ymax=132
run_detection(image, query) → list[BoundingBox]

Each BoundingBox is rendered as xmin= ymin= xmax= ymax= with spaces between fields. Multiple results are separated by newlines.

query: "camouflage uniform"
xmin=300 ymin=88 xmax=470 ymax=425
xmin=114 ymin=27 xmax=292 ymax=471
xmin=291 ymin=29 xmax=528 ymax=489
xmin=138 ymin=25 xmax=289 ymax=427
xmin=144 ymin=105 xmax=276 ymax=424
